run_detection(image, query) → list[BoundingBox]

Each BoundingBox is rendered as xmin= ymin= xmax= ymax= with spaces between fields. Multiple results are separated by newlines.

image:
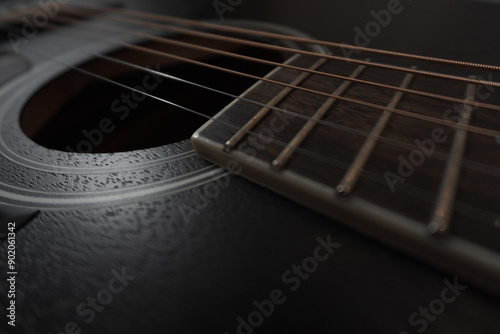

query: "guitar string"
xmin=63 ymin=3 xmax=500 ymax=88
xmin=49 ymin=11 xmax=500 ymax=117
xmin=19 ymin=45 xmax=499 ymax=226
xmin=4 ymin=7 xmax=500 ymax=174
xmin=28 ymin=15 xmax=500 ymax=140
xmin=4 ymin=8 xmax=499 ymax=224
xmin=68 ymin=2 xmax=500 ymax=74
xmin=27 ymin=31 xmax=500 ymax=183
xmin=5 ymin=11 xmax=500 ymax=181
xmin=7 ymin=6 xmax=500 ymax=139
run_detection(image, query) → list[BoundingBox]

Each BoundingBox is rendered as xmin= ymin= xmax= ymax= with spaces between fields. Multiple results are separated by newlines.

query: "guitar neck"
xmin=193 ymin=49 xmax=500 ymax=295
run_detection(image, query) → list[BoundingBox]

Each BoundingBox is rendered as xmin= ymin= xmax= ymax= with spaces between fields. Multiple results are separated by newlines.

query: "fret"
xmin=271 ymin=63 xmax=367 ymax=170
xmin=428 ymin=79 xmax=476 ymax=235
xmin=336 ymin=68 xmax=416 ymax=195
xmin=223 ymin=56 xmax=328 ymax=152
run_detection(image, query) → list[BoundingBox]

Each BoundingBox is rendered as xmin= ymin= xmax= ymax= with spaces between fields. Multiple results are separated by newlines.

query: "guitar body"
xmin=0 ymin=1 xmax=499 ymax=333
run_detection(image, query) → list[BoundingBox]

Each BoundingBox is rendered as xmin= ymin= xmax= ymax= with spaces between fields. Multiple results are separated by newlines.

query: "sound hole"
xmin=20 ymin=36 xmax=285 ymax=153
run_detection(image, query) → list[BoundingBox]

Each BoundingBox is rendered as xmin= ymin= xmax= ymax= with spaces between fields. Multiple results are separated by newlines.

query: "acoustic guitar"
xmin=0 ymin=1 xmax=499 ymax=333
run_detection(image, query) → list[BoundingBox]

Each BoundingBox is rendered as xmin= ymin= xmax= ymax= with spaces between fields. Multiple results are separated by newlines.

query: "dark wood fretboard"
xmin=193 ymin=52 xmax=500 ymax=296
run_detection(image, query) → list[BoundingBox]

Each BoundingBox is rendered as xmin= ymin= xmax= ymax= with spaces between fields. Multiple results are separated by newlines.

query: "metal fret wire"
xmin=429 ymin=80 xmax=477 ymax=234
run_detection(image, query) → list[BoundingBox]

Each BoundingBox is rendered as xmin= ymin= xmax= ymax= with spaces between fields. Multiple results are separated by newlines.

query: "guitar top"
xmin=0 ymin=1 xmax=500 ymax=333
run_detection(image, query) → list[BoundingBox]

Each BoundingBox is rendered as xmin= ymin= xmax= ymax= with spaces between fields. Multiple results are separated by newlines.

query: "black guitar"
xmin=1 ymin=1 xmax=499 ymax=333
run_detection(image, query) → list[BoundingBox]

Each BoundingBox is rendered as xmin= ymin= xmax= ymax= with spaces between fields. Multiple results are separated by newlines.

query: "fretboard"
xmin=192 ymin=52 xmax=500 ymax=296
